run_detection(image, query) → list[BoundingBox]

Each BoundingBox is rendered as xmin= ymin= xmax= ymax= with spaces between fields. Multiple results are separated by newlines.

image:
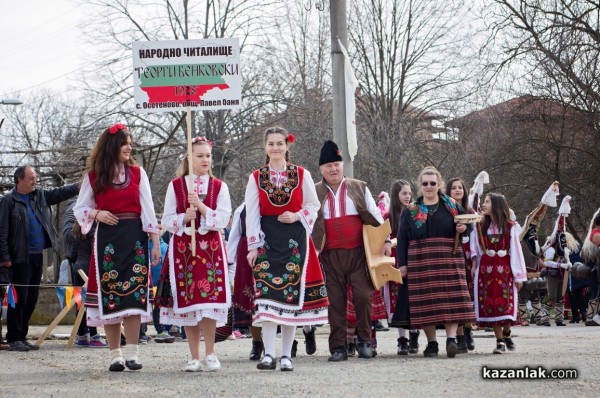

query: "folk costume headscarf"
xmin=408 ymin=192 xmax=459 ymax=229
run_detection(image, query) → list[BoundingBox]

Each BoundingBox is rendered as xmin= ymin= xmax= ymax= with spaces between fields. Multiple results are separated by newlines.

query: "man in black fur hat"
xmin=312 ymin=140 xmax=383 ymax=361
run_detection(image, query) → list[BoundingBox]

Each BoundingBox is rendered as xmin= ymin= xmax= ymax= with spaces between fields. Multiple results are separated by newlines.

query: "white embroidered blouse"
xmin=74 ymin=166 xmax=159 ymax=235
xmin=244 ymin=166 xmax=319 ymax=251
xmin=161 ymin=174 xmax=232 ymax=237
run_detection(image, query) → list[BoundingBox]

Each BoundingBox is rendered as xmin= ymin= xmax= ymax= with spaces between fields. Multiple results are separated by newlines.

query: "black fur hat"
xmin=319 ymin=140 xmax=343 ymax=166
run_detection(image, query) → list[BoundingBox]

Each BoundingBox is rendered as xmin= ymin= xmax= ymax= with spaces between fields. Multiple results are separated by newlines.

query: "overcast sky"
xmin=0 ymin=0 xmax=85 ymax=99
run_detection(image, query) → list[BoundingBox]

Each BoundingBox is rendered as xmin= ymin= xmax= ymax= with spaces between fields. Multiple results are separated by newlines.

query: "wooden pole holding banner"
xmin=186 ymin=107 xmax=196 ymax=256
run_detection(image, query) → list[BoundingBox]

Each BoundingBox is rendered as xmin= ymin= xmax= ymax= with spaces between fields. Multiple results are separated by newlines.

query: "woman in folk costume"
xmin=74 ymin=123 xmax=161 ymax=371
xmin=580 ymin=209 xmax=600 ymax=326
xmin=384 ymin=180 xmax=421 ymax=355
xmin=517 ymin=182 xmax=560 ymax=326
xmin=245 ymin=127 xmax=328 ymax=371
xmin=157 ymin=136 xmax=232 ymax=372
xmin=227 ymin=203 xmax=264 ymax=360
xmin=538 ymin=196 xmax=577 ymax=327
xmin=446 ymin=176 xmax=478 ymax=354
xmin=397 ymin=166 xmax=475 ymax=358
xmin=470 ymin=193 xmax=527 ymax=354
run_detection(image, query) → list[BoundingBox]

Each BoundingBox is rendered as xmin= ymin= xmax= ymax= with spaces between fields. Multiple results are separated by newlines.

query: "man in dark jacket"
xmin=0 ymin=165 xmax=79 ymax=351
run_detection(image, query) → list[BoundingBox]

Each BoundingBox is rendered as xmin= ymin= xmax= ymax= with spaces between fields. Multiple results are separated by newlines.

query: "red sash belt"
xmin=324 ymin=215 xmax=363 ymax=250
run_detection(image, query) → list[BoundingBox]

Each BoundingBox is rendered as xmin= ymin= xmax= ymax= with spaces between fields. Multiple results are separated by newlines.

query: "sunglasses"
xmin=421 ymin=181 xmax=437 ymax=187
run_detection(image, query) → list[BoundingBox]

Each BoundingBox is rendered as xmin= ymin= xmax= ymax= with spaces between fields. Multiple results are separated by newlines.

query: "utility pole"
xmin=330 ymin=0 xmax=353 ymax=177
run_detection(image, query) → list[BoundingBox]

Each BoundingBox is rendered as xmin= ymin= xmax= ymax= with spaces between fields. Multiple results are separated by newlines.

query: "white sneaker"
xmin=204 ymin=354 xmax=221 ymax=372
xmin=183 ymin=359 xmax=202 ymax=372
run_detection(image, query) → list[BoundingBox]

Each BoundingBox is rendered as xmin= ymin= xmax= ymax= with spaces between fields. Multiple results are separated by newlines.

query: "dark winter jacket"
xmin=0 ymin=184 xmax=79 ymax=264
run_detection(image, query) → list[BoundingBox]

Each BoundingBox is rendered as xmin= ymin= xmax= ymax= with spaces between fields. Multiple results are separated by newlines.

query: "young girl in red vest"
xmin=470 ymin=193 xmax=526 ymax=354
xmin=74 ymin=124 xmax=161 ymax=371
xmin=245 ymin=127 xmax=328 ymax=371
xmin=157 ymin=137 xmax=232 ymax=372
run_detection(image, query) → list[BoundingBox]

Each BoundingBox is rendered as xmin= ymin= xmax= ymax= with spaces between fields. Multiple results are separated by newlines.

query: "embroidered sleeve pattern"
xmin=510 ymin=224 xmax=527 ymax=282
xmin=73 ymin=174 xmax=96 ymax=235
xmin=139 ymin=167 xmax=159 ymax=234
xmin=296 ymin=169 xmax=320 ymax=234
xmin=161 ymin=182 xmax=185 ymax=236
xmin=244 ymin=173 xmax=264 ymax=250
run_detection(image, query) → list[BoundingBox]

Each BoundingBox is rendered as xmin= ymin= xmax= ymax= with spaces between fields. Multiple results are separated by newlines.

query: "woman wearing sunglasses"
xmin=396 ymin=166 xmax=475 ymax=358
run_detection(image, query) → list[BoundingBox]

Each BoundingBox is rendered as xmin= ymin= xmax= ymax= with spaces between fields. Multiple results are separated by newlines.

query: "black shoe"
xmin=257 ymin=354 xmax=276 ymax=370
xmin=8 ymin=341 xmax=30 ymax=352
xmin=456 ymin=335 xmax=468 ymax=354
xmin=303 ymin=326 xmax=316 ymax=355
xmin=357 ymin=340 xmax=373 ymax=359
xmin=291 ymin=339 xmax=298 ymax=358
xmin=125 ymin=359 xmax=143 ymax=370
xmin=109 ymin=359 xmax=125 ymax=372
xmin=408 ymin=331 xmax=420 ymax=354
xmin=502 ymin=330 xmax=516 ymax=351
xmin=346 ymin=341 xmax=356 ymax=357
xmin=465 ymin=328 xmax=475 ymax=351
xmin=397 ymin=337 xmax=409 ymax=355
xmin=328 ymin=350 xmax=348 ymax=362
xmin=446 ymin=338 xmax=458 ymax=358
xmin=372 ymin=320 xmax=389 ymax=332
xmin=569 ymin=317 xmax=580 ymax=324
xmin=423 ymin=341 xmax=439 ymax=358
xmin=493 ymin=342 xmax=506 ymax=354
xmin=23 ymin=341 xmax=40 ymax=351
xmin=556 ymin=321 xmax=566 ymax=327
xmin=503 ymin=337 xmax=516 ymax=351
xmin=537 ymin=320 xmax=551 ymax=326
xmin=249 ymin=341 xmax=264 ymax=361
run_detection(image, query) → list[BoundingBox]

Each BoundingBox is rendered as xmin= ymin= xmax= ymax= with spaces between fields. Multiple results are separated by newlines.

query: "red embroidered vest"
xmin=253 ymin=164 xmax=304 ymax=215
xmin=89 ymin=166 xmax=141 ymax=215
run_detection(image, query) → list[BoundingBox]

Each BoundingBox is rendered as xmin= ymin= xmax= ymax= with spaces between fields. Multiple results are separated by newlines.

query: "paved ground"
xmin=2 ymin=322 xmax=598 ymax=397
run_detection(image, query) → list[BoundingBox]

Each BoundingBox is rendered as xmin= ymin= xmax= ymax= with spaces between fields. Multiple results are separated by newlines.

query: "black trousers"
xmin=6 ymin=254 xmax=44 ymax=343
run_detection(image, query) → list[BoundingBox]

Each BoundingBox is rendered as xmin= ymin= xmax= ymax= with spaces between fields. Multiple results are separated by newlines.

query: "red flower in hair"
xmin=191 ymin=136 xmax=213 ymax=147
xmin=287 ymin=134 xmax=295 ymax=143
xmin=109 ymin=123 xmax=127 ymax=134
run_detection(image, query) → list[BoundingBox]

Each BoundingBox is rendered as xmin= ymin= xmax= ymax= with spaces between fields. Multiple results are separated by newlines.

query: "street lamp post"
xmin=1 ymin=98 xmax=23 ymax=105
xmin=0 ymin=98 xmax=23 ymax=129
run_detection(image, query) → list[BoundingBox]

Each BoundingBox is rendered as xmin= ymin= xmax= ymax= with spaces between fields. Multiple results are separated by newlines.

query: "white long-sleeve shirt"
xmin=244 ymin=166 xmax=320 ymax=250
xmin=161 ymin=174 xmax=232 ymax=237
xmin=74 ymin=166 xmax=158 ymax=235
xmin=321 ymin=178 xmax=384 ymax=223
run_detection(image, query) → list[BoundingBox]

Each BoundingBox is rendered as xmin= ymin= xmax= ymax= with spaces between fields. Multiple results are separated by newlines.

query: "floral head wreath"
xmin=191 ymin=136 xmax=213 ymax=147
xmin=108 ymin=123 xmax=127 ymax=135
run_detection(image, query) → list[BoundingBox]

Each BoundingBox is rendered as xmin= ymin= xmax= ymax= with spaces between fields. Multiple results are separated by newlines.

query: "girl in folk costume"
xmin=74 ymin=124 xmax=161 ymax=371
xmin=397 ymin=166 xmax=475 ymax=358
xmin=470 ymin=193 xmax=527 ymax=354
xmin=226 ymin=203 xmax=264 ymax=360
xmin=245 ymin=127 xmax=329 ymax=371
xmin=446 ymin=177 xmax=476 ymax=354
xmin=384 ymin=180 xmax=421 ymax=355
xmin=517 ymin=182 xmax=559 ymax=326
xmin=157 ymin=137 xmax=232 ymax=372
xmin=538 ymin=196 xmax=577 ymax=327
xmin=580 ymin=209 xmax=600 ymax=326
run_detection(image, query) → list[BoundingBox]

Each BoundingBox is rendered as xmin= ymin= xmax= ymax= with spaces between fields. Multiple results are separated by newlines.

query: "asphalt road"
xmin=2 ymin=322 xmax=598 ymax=397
